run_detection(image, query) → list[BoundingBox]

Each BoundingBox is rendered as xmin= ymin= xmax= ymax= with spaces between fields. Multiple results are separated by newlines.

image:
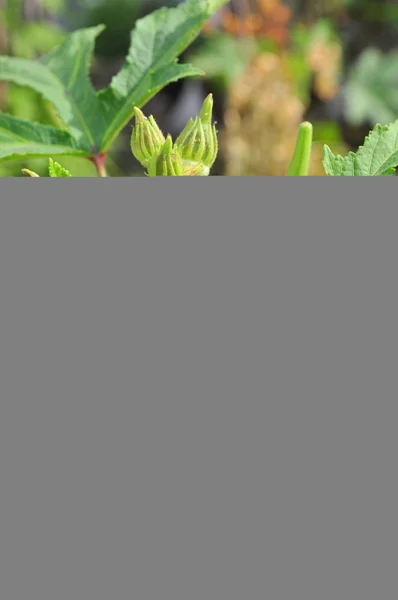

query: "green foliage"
xmin=187 ymin=34 xmax=258 ymax=91
xmin=0 ymin=113 xmax=85 ymax=161
xmin=345 ymin=49 xmax=398 ymax=127
xmin=186 ymin=19 xmax=340 ymax=102
xmin=312 ymin=121 xmax=343 ymax=144
xmin=348 ymin=0 xmax=398 ymax=22
xmin=288 ymin=19 xmax=342 ymax=106
xmin=0 ymin=0 xmax=66 ymax=132
xmin=323 ymin=120 xmax=398 ymax=176
xmin=21 ymin=158 xmax=72 ymax=177
xmin=0 ymin=0 xmax=228 ymax=167
xmin=0 ymin=0 xmax=66 ymax=59
xmin=48 ymin=158 xmax=72 ymax=177
xmin=40 ymin=0 xmax=67 ymax=13
xmin=0 ymin=53 xmax=81 ymax=126
xmin=5 ymin=1 xmax=398 ymax=178
xmin=9 ymin=22 xmax=66 ymax=59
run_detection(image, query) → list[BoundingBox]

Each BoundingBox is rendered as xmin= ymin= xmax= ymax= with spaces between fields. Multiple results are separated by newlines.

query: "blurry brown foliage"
xmin=203 ymin=2 xmax=344 ymax=174
xmin=205 ymin=0 xmax=292 ymax=46
xmin=307 ymin=35 xmax=342 ymax=101
xmin=221 ymin=53 xmax=335 ymax=176
xmin=203 ymin=0 xmax=342 ymax=101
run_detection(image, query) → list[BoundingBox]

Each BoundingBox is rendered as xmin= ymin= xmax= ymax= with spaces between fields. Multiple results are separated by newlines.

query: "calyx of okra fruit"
xmin=131 ymin=93 xmax=312 ymax=177
xmin=131 ymin=107 xmax=166 ymax=167
xmin=131 ymin=93 xmax=218 ymax=177
xmin=147 ymin=135 xmax=185 ymax=177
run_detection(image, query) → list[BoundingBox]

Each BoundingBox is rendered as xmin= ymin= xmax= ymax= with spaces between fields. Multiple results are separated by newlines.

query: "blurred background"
xmin=1 ymin=0 xmax=398 ymax=176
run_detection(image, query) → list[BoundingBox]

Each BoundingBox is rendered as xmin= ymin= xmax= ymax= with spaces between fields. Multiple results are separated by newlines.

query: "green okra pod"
xmin=286 ymin=122 xmax=313 ymax=177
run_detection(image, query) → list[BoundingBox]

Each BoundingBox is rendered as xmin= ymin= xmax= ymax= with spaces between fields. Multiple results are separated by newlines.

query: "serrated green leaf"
xmin=323 ymin=120 xmax=398 ymax=176
xmin=0 ymin=113 xmax=88 ymax=161
xmin=40 ymin=25 xmax=107 ymax=150
xmin=0 ymin=26 xmax=106 ymax=151
xmin=323 ymin=145 xmax=356 ymax=176
xmin=48 ymin=158 xmax=72 ymax=177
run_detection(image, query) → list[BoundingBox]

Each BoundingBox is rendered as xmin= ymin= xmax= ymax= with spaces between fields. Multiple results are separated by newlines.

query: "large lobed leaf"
xmin=0 ymin=0 xmax=228 ymax=163
xmin=323 ymin=120 xmax=398 ymax=176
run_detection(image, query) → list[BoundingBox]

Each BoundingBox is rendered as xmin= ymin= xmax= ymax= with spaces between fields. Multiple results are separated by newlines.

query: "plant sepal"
xmin=147 ymin=135 xmax=184 ymax=176
xmin=174 ymin=93 xmax=218 ymax=174
xmin=131 ymin=107 xmax=166 ymax=167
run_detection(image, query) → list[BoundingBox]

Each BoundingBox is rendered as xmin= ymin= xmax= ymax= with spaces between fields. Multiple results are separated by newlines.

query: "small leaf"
xmin=323 ymin=119 xmax=398 ymax=176
xmin=0 ymin=113 xmax=88 ymax=162
xmin=48 ymin=158 xmax=72 ymax=177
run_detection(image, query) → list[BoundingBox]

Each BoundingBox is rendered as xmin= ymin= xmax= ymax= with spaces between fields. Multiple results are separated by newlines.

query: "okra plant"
xmin=0 ymin=0 xmax=227 ymax=177
xmin=1 ymin=0 xmax=398 ymax=177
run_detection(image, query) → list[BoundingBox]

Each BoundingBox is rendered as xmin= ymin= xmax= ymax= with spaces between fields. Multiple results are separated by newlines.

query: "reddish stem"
xmin=89 ymin=152 xmax=107 ymax=177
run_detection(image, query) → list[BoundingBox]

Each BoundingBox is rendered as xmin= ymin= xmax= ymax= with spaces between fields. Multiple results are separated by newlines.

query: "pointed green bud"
xmin=131 ymin=107 xmax=165 ymax=167
xmin=198 ymin=92 xmax=214 ymax=124
xmin=174 ymin=94 xmax=218 ymax=172
xmin=21 ymin=168 xmax=40 ymax=177
xmin=147 ymin=135 xmax=184 ymax=177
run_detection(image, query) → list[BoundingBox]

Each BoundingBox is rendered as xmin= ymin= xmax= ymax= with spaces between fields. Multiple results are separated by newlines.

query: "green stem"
xmin=286 ymin=121 xmax=313 ymax=176
xmin=90 ymin=152 xmax=108 ymax=177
